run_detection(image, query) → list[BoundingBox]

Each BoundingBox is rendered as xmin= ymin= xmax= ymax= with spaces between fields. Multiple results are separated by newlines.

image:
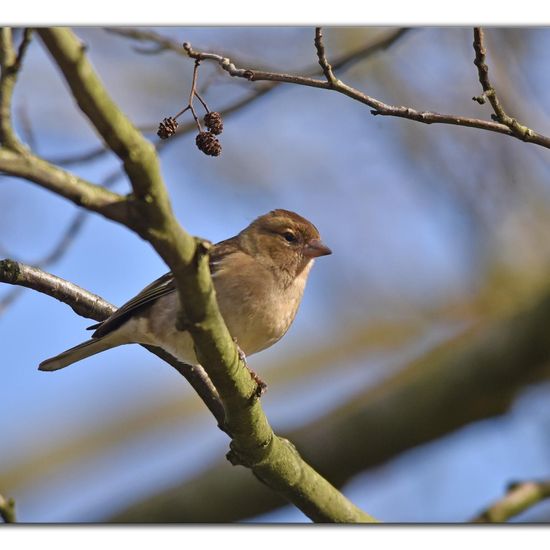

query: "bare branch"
xmin=0 ymin=147 xmax=130 ymax=225
xmin=0 ymin=258 xmax=226 ymax=427
xmin=472 ymin=480 xmax=550 ymax=523
xmin=472 ymin=27 xmax=536 ymax=141
xmin=0 ymin=28 xmax=32 ymax=152
xmin=314 ymin=27 xmax=337 ymax=85
xmin=184 ymin=31 xmax=550 ymax=150
xmin=0 ymin=258 xmax=114 ymax=319
xmin=108 ymin=28 xmax=410 ymax=146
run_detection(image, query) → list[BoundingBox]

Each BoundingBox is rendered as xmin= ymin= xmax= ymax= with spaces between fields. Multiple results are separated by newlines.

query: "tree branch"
xmin=472 ymin=27 xmax=536 ymax=141
xmin=1 ymin=150 xmax=131 ymax=317
xmin=0 ymin=146 xmax=130 ymax=224
xmin=183 ymin=29 xmax=550 ymax=150
xmin=0 ymin=493 xmax=16 ymax=523
xmin=314 ymin=27 xmax=337 ymax=85
xmin=0 ymin=258 xmax=226 ymax=427
xmin=0 ymin=28 xmax=32 ymax=152
xmin=105 ymin=27 xmax=409 ymax=147
xmin=0 ymin=256 xmax=376 ymax=522
xmin=472 ymin=480 xmax=550 ymax=523
xmin=2 ymin=28 xmax=376 ymax=522
xmin=111 ymin=287 xmax=550 ymax=522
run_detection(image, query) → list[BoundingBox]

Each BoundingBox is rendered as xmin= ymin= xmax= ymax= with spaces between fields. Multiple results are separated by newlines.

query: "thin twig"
xmin=472 ymin=27 xmax=535 ymax=141
xmin=105 ymin=27 xmax=410 ymax=147
xmin=105 ymin=27 xmax=185 ymax=56
xmin=183 ymin=30 xmax=550 ymax=150
xmin=314 ymin=27 xmax=337 ymax=85
xmin=0 ymin=258 xmax=226 ymax=427
xmin=471 ymin=480 xmax=550 ymax=523
xmin=47 ymin=145 xmax=110 ymax=167
xmin=13 ymin=28 xmax=33 ymax=73
xmin=108 ymin=26 xmax=410 ymax=76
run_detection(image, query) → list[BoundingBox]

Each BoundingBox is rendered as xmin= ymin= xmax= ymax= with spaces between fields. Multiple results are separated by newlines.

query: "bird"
xmin=39 ymin=209 xmax=332 ymax=373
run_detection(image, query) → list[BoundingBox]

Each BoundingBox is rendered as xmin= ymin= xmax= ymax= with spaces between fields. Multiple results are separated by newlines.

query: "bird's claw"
xmin=234 ymin=338 xmax=267 ymax=398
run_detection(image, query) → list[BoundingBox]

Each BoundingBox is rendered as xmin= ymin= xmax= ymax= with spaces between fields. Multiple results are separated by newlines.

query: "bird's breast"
xmin=214 ymin=260 xmax=312 ymax=355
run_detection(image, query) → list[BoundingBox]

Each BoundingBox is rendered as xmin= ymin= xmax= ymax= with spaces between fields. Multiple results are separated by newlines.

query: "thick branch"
xmin=112 ymin=287 xmax=550 ymax=522
xmin=0 ymin=147 xmax=130 ymax=224
xmin=184 ymin=31 xmax=550 ymax=150
xmin=472 ymin=480 xmax=550 ymax=523
xmin=5 ymin=29 xmax=376 ymax=521
xmin=1 ymin=256 xmax=375 ymax=522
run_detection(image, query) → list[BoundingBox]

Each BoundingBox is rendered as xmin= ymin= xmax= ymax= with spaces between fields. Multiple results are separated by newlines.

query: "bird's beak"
xmin=304 ymin=238 xmax=332 ymax=258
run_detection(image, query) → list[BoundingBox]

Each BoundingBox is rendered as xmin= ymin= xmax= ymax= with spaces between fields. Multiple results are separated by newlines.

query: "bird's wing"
xmin=88 ymin=237 xmax=242 ymax=339
xmin=88 ymin=271 xmax=176 ymax=338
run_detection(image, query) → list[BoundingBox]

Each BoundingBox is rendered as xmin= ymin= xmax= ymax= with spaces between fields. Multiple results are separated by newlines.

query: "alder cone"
xmin=196 ymin=131 xmax=222 ymax=156
xmin=157 ymin=117 xmax=178 ymax=139
xmin=204 ymin=111 xmax=224 ymax=135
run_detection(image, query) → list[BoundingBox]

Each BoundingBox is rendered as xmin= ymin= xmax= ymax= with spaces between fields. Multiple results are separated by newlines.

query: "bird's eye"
xmin=282 ymin=231 xmax=297 ymax=243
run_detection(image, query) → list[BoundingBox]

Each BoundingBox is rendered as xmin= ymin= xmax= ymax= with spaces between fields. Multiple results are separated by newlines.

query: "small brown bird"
xmin=39 ymin=209 xmax=331 ymax=372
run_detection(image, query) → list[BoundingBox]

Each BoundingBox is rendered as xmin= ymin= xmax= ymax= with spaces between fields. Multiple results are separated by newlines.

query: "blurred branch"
xmin=106 ymin=27 xmax=187 ymax=56
xmin=0 ymin=493 xmax=16 ymax=523
xmin=471 ymin=480 xmax=550 ymax=523
xmin=0 ymin=318 xmax=423 ymax=497
xmin=472 ymin=27 xmax=537 ymax=142
xmin=47 ymin=145 xmax=110 ymax=167
xmin=183 ymin=28 xmax=550 ymax=150
xmin=111 ymin=288 xmax=550 ymax=522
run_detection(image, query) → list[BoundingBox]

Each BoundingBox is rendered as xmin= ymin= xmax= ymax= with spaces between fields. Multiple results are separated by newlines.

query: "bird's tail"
xmin=39 ymin=337 xmax=117 ymax=372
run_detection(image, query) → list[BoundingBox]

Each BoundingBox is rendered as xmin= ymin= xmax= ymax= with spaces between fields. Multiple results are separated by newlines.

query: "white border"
xmin=1 ymin=0 xmax=549 ymax=25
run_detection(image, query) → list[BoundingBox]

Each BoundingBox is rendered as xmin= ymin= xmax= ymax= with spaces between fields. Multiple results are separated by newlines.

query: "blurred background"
xmin=2 ymin=26 xmax=550 ymax=523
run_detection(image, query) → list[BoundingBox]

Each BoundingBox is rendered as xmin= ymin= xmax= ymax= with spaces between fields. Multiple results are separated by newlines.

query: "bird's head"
xmin=239 ymin=209 xmax=332 ymax=282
